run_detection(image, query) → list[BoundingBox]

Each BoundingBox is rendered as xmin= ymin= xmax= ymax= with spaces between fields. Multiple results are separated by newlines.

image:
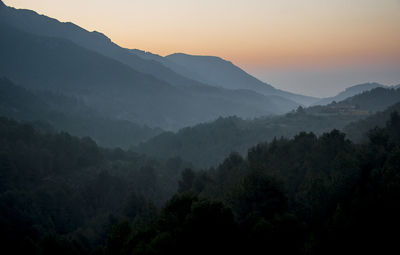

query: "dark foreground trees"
xmin=0 ymin=117 xmax=189 ymax=254
xmin=116 ymin=112 xmax=400 ymax=255
xmin=1 ymin=112 xmax=400 ymax=254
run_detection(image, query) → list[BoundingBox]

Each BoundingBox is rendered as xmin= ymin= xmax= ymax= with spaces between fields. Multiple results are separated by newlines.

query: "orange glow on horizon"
xmin=3 ymin=0 xmax=400 ymax=69
xmin=2 ymin=0 xmax=400 ymax=96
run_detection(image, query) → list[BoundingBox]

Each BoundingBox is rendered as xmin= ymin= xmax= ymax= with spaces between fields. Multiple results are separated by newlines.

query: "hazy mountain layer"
xmin=0 ymin=22 xmax=299 ymax=129
xmin=313 ymin=82 xmax=384 ymax=106
xmin=0 ymin=77 xmax=162 ymax=148
xmin=308 ymin=87 xmax=400 ymax=114
xmin=136 ymin=87 xmax=400 ymax=167
xmin=0 ymin=2 xmax=209 ymax=89
xmin=165 ymin=53 xmax=319 ymax=105
xmin=0 ymin=2 xmax=315 ymax=108
xmin=131 ymin=50 xmax=319 ymax=106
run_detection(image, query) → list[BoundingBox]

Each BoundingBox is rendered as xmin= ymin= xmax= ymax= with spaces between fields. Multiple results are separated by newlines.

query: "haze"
xmin=4 ymin=0 xmax=400 ymax=97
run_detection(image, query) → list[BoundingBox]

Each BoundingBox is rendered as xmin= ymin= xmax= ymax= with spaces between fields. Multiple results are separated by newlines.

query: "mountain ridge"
xmin=313 ymin=82 xmax=385 ymax=105
xmin=1 ymin=1 xmax=308 ymax=107
xmin=132 ymin=51 xmax=320 ymax=105
xmin=0 ymin=3 xmax=214 ymax=89
xmin=0 ymin=22 xmax=301 ymax=129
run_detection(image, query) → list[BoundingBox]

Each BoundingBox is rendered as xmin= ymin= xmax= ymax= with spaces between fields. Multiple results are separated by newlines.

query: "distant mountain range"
xmin=307 ymin=87 xmax=400 ymax=115
xmin=0 ymin=2 xmax=199 ymax=89
xmin=0 ymin=13 xmax=300 ymax=130
xmin=0 ymin=2 xmax=311 ymax=129
xmin=0 ymin=1 xmax=398 ymax=135
xmin=333 ymin=87 xmax=400 ymax=111
xmin=131 ymin=50 xmax=319 ymax=106
xmin=313 ymin=82 xmax=386 ymax=105
xmin=0 ymin=1 xmax=314 ymax=109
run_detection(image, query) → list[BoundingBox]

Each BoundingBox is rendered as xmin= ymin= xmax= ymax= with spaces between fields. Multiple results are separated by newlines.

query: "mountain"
xmin=0 ymin=2 xmax=209 ymax=89
xmin=313 ymin=82 xmax=385 ymax=106
xmin=131 ymin=51 xmax=319 ymax=106
xmin=0 ymin=77 xmax=162 ymax=148
xmin=130 ymin=49 xmax=209 ymax=87
xmin=0 ymin=2 xmax=313 ymax=109
xmin=0 ymin=22 xmax=300 ymax=129
xmin=307 ymin=87 xmax=400 ymax=115
xmin=165 ymin=53 xmax=276 ymax=90
xmin=336 ymin=87 xmax=400 ymax=111
xmin=135 ymin=87 xmax=400 ymax=167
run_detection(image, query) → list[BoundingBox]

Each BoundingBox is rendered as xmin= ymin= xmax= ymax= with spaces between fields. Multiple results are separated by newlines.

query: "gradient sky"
xmin=3 ymin=0 xmax=400 ymax=97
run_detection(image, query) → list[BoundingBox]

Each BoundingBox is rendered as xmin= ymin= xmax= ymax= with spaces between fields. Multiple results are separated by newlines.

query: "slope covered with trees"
xmin=104 ymin=111 xmax=400 ymax=255
xmin=136 ymin=87 xmax=400 ymax=167
xmin=312 ymin=82 xmax=384 ymax=106
xmin=0 ymin=77 xmax=162 ymax=148
xmin=0 ymin=117 xmax=190 ymax=254
xmin=135 ymin=112 xmax=359 ymax=167
xmin=344 ymin=102 xmax=400 ymax=142
xmin=2 ymin=111 xmax=400 ymax=254
xmin=308 ymin=87 xmax=400 ymax=114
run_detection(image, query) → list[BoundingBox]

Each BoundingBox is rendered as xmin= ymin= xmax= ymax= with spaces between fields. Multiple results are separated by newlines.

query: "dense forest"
xmin=1 ymin=74 xmax=400 ymax=254
xmin=0 ymin=117 xmax=191 ymax=254
xmin=136 ymin=87 xmax=400 ymax=167
xmin=4 ymin=75 xmax=399 ymax=168
xmin=1 ymin=110 xmax=400 ymax=254
xmin=107 ymin=111 xmax=400 ymax=255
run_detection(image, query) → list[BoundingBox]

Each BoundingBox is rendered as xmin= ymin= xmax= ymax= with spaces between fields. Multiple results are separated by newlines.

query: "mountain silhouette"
xmin=313 ymin=82 xmax=385 ymax=105
xmin=166 ymin=53 xmax=319 ymax=105
xmin=0 ymin=22 xmax=300 ymax=129
xmin=131 ymin=50 xmax=319 ymax=106
xmin=328 ymin=86 xmax=400 ymax=112
xmin=0 ymin=3 xmax=317 ymax=107
xmin=0 ymin=2 xmax=213 ymax=89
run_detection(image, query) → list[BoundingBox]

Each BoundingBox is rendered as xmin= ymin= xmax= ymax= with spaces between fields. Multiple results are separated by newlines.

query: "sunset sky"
xmin=3 ymin=0 xmax=400 ymax=97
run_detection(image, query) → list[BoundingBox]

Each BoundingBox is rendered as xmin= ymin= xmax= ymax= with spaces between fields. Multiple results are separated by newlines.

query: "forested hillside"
xmin=0 ymin=117 xmax=190 ymax=254
xmin=136 ymin=87 xmax=400 ymax=167
xmin=119 ymin=111 xmax=400 ymax=255
xmin=344 ymin=102 xmax=400 ymax=142
xmin=313 ymin=82 xmax=384 ymax=105
xmin=1 ymin=111 xmax=399 ymax=254
xmin=0 ymin=77 xmax=162 ymax=147
xmin=308 ymin=87 xmax=400 ymax=114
